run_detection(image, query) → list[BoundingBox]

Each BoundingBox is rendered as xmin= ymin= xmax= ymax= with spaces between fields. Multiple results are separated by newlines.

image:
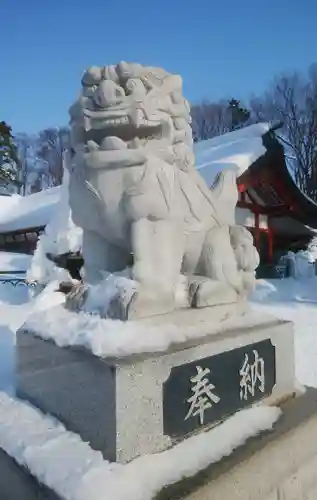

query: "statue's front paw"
xmin=125 ymin=289 xmax=176 ymax=320
xmin=188 ymin=277 xmax=238 ymax=308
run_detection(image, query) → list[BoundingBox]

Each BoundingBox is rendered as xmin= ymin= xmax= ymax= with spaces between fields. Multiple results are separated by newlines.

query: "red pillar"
xmin=254 ymin=212 xmax=260 ymax=251
xmin=267 ymin=227 xmax=273 ymax=264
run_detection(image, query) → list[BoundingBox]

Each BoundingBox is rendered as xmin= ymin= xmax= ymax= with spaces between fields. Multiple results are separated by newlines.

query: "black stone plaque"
xmin=163 ymin=339 xmax=276 ymax=438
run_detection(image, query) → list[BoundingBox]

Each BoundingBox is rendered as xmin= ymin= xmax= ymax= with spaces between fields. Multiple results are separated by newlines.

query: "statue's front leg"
xmin=82 ymin=229 xmax=129 ymax=284
xmin=128 ymin=217 xmax=184 ymax=319
xmin=66 ymin=229 xmax=130 ymax=315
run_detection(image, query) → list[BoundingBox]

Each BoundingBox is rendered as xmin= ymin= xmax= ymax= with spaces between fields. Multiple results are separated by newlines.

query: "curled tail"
xmin=194 ymin=168 xmax=238 ymax=225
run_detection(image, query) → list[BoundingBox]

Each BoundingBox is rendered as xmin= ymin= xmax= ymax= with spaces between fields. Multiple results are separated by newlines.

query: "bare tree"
xmin=250 ymin=64 xmax=317 ymax=199
xmin=29 ymin=171 xmax=47 ymax=194
xmin=15 ymin=133 xmax=37 ymax=195
xmin=36 ymin=127 xmax=70 ymax=187
xmin=191 ymin=99 xmax=251 ymax=142
xmin=191 ymin=100 xmax=232 ymax=142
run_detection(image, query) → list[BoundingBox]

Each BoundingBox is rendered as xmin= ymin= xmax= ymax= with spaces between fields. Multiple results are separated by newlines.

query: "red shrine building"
xmin=236 ymin=128 xmax=317 ymax=265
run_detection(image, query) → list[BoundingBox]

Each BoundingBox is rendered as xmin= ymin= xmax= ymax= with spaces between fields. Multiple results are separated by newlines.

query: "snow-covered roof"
xmin=196 ymin=122 xmax=271 ymax=186
xmin=0 ymin=123 xmax=271 ymax=233
xmin=0 ymin=187 xmax=60 ymax=233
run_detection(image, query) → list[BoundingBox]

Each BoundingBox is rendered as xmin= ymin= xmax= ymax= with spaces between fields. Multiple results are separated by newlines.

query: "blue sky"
xmin=3 ymin=0 xmax=317 ymax=134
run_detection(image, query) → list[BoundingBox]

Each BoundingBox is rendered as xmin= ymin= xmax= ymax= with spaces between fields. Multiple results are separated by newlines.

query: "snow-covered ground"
xmin=0 ymin=281 xmax=29 ymax=394
xmin=251 ymin=277 xmax=317 ymax=388
xmin=0 ymin=392 xmax=280 ymax=500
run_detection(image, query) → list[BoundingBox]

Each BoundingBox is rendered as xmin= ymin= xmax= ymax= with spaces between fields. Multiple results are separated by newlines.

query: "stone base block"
xmin=16 ymin=311 xmax=295 ymax=464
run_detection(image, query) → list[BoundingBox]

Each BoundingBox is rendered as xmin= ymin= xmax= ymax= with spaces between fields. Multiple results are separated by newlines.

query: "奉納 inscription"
xmin=163 ymin=339 xmax=276 ymax=437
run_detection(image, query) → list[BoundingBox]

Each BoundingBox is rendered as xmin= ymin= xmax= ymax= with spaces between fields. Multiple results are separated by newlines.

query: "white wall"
xmin=236 ymin=207 xmax=268 ymax=230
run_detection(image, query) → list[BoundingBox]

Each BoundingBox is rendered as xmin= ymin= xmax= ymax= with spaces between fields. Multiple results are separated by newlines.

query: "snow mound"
xmin=283 ymin=250 xmax=315 ymax=280
xmin=250 ymin=276 xmax=317 ymax=388
xmin=251 ymin=276 xmax=317 ymax=304
xmin=251 ymin=279 xmax=278 ymax=301
xmin=27 ymin=167 xmax=82 ymax=286
xmin=0 ymin=392 xmax=280 ymax=500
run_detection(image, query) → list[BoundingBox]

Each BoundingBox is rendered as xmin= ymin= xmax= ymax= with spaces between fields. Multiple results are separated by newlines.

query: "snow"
xmin=24 ymin=295 xmax=271 ymax=358
xmin=307 ymin=235 xmax=317 ymax=261
xmin=250 ymin=277 xmax=317 ymax=388
xmin=0 ymin=282 xmax=30 ymax=394
xmin=0 ymin=252 xmax=34 ymax=393
xmin=0 ymin=251 xmax=32 ymax=273
xmin=0 ymin=391 xmax=280 ymax=500
xmin=278 ymin=250 xmax=316 ymax=280
xmin=0 ymin=194 xmax=22 ymax=221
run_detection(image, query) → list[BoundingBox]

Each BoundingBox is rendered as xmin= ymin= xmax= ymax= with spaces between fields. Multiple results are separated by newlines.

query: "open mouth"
xmin=84 ymin=120 xmax=164 ymax=151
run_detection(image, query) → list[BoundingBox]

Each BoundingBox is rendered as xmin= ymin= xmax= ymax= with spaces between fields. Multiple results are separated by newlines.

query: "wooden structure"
xmin=237 ymin=128 xmax=317 ymax=264
xmin=0 ymin=226 xmax=44 ymax=254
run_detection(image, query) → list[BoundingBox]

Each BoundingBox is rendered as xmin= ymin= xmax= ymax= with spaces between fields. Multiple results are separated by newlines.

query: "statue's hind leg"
xmin=189 ymin=226 xmax=242 ymax=308
xmin=128 ymin=217 xmax=184 ymax=319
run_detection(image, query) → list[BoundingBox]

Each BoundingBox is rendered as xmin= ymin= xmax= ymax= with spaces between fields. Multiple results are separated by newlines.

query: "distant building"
xmin=0 ymin=187 xmax=60 ymax=254
xmin=237 ymin=128 xmax=317 ymax=265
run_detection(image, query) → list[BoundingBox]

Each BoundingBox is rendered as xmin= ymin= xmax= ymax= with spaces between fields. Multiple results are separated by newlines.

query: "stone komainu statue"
xmin=66 ymin=62 xmax=259 ymax=320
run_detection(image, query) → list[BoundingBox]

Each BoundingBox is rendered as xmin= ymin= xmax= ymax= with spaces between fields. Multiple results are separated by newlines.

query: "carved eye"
xmin=115 ymin=87 xmax=124 ymax=97
xmin=126 ymin=78 xmax=146 ymax=97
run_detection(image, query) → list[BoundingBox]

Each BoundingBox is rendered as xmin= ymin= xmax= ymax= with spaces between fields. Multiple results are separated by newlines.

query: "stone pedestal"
xmin=16 ymin=311 xmax=295 ymax=464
